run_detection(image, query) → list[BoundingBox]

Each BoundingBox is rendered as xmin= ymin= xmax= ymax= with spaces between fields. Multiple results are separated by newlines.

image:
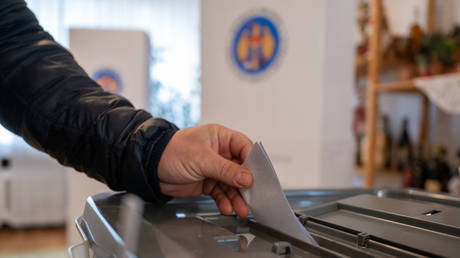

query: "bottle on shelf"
xmin=396 ymin=118 xmax=413 ymax=172
xmin=403 ymin=161 xmax=413 ymax=188
xmin=425 ymin=145 xmax=451 ymax=192
xmin=404 ymin=145 xmax=426 ymax=189
xmin=353 ymin=104 xmax=366 ymax=166
xmin=375 ymin=115 xmax=386 ymax=171
xmin=409 ymin=7 xmax=423 ymax=57
xmin=382 ymin=115 xmax=393 ymax=169
xmin=398 ymin=7 xmax=423 ymax=80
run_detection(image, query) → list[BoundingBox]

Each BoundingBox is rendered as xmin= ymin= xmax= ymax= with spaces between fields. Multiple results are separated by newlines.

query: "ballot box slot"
xmin=422 ymin=209 xmax=441 ymax=216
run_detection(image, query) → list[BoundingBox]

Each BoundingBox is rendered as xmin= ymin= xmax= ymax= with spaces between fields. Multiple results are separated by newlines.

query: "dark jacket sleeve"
xmin=0 ymin=0 xmax=178 ymax=204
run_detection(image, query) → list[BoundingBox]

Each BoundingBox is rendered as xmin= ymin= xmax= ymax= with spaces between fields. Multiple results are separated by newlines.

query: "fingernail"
xmin=236 ymin=172 xmax=251 ymax=187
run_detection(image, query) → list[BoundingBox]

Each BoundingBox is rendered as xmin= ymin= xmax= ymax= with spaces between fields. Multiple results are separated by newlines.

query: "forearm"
xmin=0 ymin=0 xmax=178 ymax=203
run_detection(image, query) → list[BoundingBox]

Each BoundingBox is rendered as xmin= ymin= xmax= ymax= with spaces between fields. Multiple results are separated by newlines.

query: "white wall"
xmin=201 ymin=0 xmax=356 ymax=189
xmin=384 ymin=0 xmax=427 ymax=36
xmin=319 ymin=0 xmax=356 ymax=187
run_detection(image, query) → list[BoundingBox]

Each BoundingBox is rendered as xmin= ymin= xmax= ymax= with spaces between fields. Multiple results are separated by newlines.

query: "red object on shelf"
xmin=403 ymin=167 xmax=413 ymax=188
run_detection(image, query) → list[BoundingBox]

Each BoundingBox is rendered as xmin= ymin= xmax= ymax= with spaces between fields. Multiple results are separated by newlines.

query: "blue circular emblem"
xmin=232 ymin=16 xmax=280 ymax=75
xmin=92 ymin=69 xmax=122 ymax=94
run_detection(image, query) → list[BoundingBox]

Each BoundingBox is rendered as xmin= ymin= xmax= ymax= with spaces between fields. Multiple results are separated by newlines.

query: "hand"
xmin=158 ymin=124 xmax=253 ymax=218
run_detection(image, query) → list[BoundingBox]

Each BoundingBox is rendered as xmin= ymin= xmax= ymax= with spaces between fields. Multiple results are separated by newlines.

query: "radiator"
xmin=0 ymin=154 xmax=67 ymax=228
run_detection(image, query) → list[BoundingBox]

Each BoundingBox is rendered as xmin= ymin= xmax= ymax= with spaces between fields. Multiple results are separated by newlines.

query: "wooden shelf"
xmin=377 ymin=80 xmax=421 ymax=93
xmin=377 ymin=72 xmax=460 ymax=93
xmin=363 ymin=0 xmax=435 ymax=187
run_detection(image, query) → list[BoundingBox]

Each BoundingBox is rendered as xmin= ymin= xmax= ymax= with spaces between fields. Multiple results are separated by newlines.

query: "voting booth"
xmin=67 ymin=29 xmax=151 ymax=245
xmin=201 ymin=0 xmax=356 ymax=189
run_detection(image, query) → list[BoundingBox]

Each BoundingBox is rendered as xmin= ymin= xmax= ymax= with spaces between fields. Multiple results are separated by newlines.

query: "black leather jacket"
xmin=0 ymin=0 xmax=178 ymax=204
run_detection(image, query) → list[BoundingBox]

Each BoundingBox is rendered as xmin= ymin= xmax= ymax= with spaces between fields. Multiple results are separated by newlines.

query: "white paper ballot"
xmin=240 ymin=142 xmax=318 ymax=245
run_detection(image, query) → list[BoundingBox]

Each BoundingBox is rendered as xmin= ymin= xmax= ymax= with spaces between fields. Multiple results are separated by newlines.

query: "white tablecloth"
xmin=414 ymin=73 xmax=460 ymax=114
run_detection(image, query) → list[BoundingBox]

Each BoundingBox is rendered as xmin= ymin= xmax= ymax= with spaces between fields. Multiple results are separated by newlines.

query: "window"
xmin=0 ymin=125 xmax=13 ymax=147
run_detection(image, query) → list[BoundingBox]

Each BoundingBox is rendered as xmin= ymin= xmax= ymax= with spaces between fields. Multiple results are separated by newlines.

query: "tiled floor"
xmin=0 ymin=227 xmax=67 ymax=257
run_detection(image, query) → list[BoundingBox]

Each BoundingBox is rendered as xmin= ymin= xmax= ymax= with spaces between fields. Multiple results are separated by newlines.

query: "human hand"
xmin=158 ymin=124 xmax=253 ymax=218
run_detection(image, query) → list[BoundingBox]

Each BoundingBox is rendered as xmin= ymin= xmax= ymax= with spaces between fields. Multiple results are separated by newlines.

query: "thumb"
xmin=201 ymin=151 xmax=253 ymax=188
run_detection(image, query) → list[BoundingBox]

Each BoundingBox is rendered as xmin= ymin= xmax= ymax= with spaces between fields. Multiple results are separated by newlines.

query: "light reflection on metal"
xmin=176 ymin=212 xmax=186 ymax=218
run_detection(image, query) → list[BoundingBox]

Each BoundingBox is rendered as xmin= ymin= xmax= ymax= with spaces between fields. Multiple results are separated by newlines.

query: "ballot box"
xmin=69 ymin=189 xmax=460 ymax=258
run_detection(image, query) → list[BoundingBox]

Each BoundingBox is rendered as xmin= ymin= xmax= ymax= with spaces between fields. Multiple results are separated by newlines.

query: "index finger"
xmin=229 ymin=131 xmax=253 ymax=163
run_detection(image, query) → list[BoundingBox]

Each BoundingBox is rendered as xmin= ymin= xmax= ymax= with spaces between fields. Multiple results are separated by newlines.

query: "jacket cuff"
xmin=145 ymin=128 xmax=178 ymax=204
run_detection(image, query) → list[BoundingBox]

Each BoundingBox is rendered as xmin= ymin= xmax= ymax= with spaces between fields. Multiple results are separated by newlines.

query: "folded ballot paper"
xmin=240 ymin=142 xmax=318 ymax=246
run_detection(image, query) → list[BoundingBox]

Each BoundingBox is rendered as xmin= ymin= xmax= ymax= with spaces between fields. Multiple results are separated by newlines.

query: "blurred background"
xmin=0 ymin=0 xmax=459 ymax=257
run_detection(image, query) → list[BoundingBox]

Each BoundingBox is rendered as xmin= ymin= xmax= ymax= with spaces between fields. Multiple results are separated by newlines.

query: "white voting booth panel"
xmin=67 ymin=29 xmax=150 ymax=245
xmin=201 ymin=0 xmax=356 ymax=189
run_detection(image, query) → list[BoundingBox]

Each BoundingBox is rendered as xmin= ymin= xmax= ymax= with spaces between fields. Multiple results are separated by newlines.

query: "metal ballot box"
xmin=69 ymin=189 xmax=460 ymax=258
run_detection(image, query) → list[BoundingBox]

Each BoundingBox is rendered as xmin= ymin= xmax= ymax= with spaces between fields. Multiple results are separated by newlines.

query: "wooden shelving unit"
xmin=377 ymin=80 xmax=419 ymax=93
xmin=363 ymin=0 xmax=435 ymax=187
